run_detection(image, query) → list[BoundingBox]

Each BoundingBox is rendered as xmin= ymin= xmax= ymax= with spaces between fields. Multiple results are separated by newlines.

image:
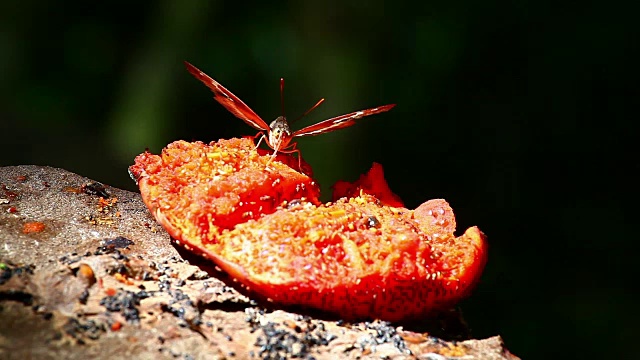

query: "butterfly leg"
xmin=277 ymin=143 xmax=303 ymax=172
xmin=265 ymin=149 xmax=278 ymax=169
xmin=253 ymin=132 xmax=266 ymax=149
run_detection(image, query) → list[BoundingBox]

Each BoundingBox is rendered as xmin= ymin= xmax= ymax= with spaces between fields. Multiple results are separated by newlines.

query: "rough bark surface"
xmin=0 ymin=165 xmax=519 ymax=360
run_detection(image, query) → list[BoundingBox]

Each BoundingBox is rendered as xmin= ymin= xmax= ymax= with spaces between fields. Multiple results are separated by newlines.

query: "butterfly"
xmin=184 ymin=61 xmax=396 ymax=168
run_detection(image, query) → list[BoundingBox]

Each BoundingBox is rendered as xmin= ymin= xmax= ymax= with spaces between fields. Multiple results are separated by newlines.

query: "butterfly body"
xmin=184 ymin=61 xmax=395 ymax=167
xmin=266 ymin=116 xmax=293 ymax=153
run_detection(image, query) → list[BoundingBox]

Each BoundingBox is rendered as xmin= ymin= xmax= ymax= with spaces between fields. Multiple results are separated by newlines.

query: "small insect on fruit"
xmin=184 ymin=61 xmax=396 ymax=169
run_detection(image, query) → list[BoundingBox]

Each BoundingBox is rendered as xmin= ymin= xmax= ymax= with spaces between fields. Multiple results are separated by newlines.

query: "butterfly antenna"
xmin=291 ymin=98 xmax=325 ymax=124
xmin=280 ymin=78 xmax=285 ymax=119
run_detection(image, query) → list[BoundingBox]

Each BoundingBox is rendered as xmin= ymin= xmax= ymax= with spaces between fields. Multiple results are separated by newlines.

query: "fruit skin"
xmin=130 ymin=137 xmax=488 ymax=322
xmin=332 ymin=162 xmax=404 ymax=208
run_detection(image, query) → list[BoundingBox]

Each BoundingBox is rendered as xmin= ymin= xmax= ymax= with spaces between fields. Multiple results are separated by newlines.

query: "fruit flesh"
xmin=129 ymin=138 xmax=320 ymax=243
xmin=130 ymin=137 xmax=487 ymax=321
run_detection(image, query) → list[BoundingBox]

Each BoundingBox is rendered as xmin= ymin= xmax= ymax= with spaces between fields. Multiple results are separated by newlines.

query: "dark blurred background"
xmin=1 ymin=1 xmax=637 ymax=358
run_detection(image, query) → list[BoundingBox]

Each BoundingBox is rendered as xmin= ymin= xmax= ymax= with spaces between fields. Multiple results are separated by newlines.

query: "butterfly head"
xmin=267 ymin=116 xmax=293 ymax=151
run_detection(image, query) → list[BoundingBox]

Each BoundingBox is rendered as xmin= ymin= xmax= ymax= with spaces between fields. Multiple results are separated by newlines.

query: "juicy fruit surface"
xmin=208 ymin=196 xmax=486 ymax=321
xmin=130 ymin=139 xmax=320 ymax=242
xmin=130 ymin=137 xmax=487 ymax=322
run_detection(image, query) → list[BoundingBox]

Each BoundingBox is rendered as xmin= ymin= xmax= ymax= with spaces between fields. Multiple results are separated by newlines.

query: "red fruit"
xmin=130 ymin=137 xmax=487 ymax=321
xmin=204 ymin=195 xmax=486 ymax=321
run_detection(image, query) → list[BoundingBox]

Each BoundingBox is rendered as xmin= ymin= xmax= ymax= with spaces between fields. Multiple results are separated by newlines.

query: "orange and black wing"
xmin=184 ymin=61 xmax=270 ymax=131
xmin=293 ymin=104 xmax=396 ymax=137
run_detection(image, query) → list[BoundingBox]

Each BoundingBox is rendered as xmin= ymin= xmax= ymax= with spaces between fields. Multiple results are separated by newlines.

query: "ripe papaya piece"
xmin=198 ymin=195 xmax=487 ymax=322
xmin=130 ymin=138 xmax=488 ymax=322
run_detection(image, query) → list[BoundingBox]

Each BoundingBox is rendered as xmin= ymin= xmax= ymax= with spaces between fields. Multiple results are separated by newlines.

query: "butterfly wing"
xmin=292 ymin=104 xmax=396 ymax=137
xmin=184 ymin=61 xmax=270 ymax=131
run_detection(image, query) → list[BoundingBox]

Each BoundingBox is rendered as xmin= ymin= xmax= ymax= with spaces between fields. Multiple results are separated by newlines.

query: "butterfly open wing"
xmin=184 ymin=61 xmax=270 ymax=131
xmin=292 ymin=104 xmax=396 ymax=137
